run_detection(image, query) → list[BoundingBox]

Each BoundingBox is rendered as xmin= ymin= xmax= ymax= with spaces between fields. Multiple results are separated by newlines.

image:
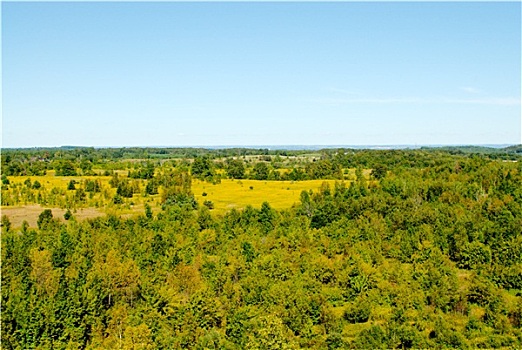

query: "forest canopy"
xmin=1 ymin=146 xmax=522 ymax=348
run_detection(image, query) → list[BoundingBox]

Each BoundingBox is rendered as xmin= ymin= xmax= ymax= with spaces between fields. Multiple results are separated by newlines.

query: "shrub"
xmin=343 ymin=301 xmax=370 ymax=324
xmin=113 ymin=194 xmax=123 ymax=204
xmin=64 ymin=209 xmax=72 ymax=221
xmin=37 ymin=209 xmax=53 ymax=229
xmin=67 ymin=180 xmax=76 ymax=190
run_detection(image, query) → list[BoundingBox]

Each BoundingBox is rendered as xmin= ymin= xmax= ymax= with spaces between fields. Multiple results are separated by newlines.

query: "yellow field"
xmin=4 ymin=173 xmax=114 ymax=189
xmin=2 ymin=173 xmax=348 ymax=226
xmin=193 ymin=179 xmax=341 ymax=214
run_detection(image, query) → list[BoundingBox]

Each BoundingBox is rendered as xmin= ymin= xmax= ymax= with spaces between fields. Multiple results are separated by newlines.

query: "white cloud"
xmin=314 ymin=96 xmax=521 ymax=106
xmin=443 ymin=97 xmax=521 ymax=106
xmin=460 ymin=86 xmax=482 ymax=94
xmin=326 ymin=87 xmax=360 ymax=95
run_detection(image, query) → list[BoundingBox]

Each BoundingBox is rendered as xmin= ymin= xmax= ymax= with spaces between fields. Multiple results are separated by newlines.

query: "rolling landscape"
xmin=2 ymin=146 xmax=522 ymax=348
xmin=2 ymin=1 xmax=521 ymax=349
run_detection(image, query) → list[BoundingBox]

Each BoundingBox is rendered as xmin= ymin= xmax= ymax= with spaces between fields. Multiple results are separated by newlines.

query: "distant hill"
xmin=420 ymin=144 xmax=522 ymax=154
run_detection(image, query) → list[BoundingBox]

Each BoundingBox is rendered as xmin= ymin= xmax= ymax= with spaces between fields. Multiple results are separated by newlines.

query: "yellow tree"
xmin=29 ymin=248 xmax=60 ymax=297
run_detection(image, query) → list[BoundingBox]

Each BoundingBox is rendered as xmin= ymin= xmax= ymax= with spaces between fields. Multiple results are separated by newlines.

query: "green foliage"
xmin=2 ymin=147 xmax=522 ymax=348
xmin=113 ymin=194 xmax=124 ymax=204
xmin=36 ymin=209 xmax=53 ymax=229
xmin=326 ymin=332 xmax=345 ymax=349
xmin=226 ymin=158 xmax=245 ymax=179
xmin=54 ymin=160 xmax=77 ymax=176
xmin=84 ymin=179 xmax=101 ymax=193
xmin=64 ymin=209 xmax=72 ymax=220
xmin=203 ymin=200 xmax=214 ymax=209
xmin=251 ymin=162 xmax=270 ymax=180
xmin=241 ymin=242 xmax=257 ymax=263
xmin=79 ymin=159 xmax=93 ymax=175
xmin=116 ymin=180 xmax=135 ymax=198
xmin=246 ymin=315 xmax=297 ymax=349
xmin=129 ymin=162 xmax=155 ymax=179
xmin=371 ymin=164 xmax=387 ymax=180
xmin=1 ymin=215 xmax=11 ymax=232
xmin=144 ymin=203 xmax=153 ymax=219
xmin=191 ymin=156 xmax=215 ymax=180
xmin=458 ymin=241 xmax=492 ymax=269
xmin=145 ymin=178 xmax=159 ymax=195
xmin=353 ymin=325 xmax=387 ymax=349
xmin=305 ymin=158 xmax=343 ymax=179
xmin=109 ymin=172 xmax=121 ymax=188
xmin=343 ymin=299 xmax=371 ymax=324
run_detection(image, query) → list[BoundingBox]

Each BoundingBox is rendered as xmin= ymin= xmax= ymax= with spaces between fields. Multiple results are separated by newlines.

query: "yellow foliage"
xmin=29 ymin=248 xmax=60 ymax=297
xmin=123 ymin=324 xmax=153 ymax=350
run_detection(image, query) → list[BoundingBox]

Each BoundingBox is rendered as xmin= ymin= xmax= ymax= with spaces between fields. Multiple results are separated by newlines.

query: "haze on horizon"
xmin=2 ymin=2 xmax=521 ymax=148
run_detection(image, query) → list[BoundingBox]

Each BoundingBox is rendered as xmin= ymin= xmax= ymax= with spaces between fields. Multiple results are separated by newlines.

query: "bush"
xmin=1 ymin=215 xmax=11 ymax=232
xmin=203 ymin=200 xmax=214 ymax=210
xmin=353 ymin=325 xmax=386 ymax=349
xmin=55 ymin=160 xmax=77 ymax=176
xmin=85 ymin=179 xmax=101 ymax=193
xmin=64 ymin=209 xmax=72 ymax=221
xmin=458 ymin=241 xmax=492 ymax=270
xmin=113 ymin=194 xmax=123 ymax=204
xmin=37 ymin=209 xmax=53 ymax=229
xmin=343 ymin=301 xmax=370 ymax=324
xmin=326 ymin=332 xmax=345 ymax=349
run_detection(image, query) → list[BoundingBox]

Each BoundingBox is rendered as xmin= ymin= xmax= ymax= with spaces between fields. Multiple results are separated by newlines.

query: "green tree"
xmin=64 ymin=209 xmax=73 ymax=220
xmin=55 ymin=160 xmax=77 ymax=176
xmin=85 ymin=179 xmax=101 ymax=193
xmin=246 ymin=315 xmax=297 ymax=350
xmin=192 ymin=156 xmax=215 ymax=179
xmin=371 ymin=165 xmax=387 ymax=180
xmin=37 ymin=209 xmax=53 ymax=229
xmin=116 ymin=180 xmax=134 ymax=198
xmin=1 ymin=215 xmax=11 ymax=232
xmin=145 ymin=179 xmax=159 ymax=195
xmin=1 ymin=174 xmax=9 ymax=185
xmin=79 ymin=159 xmax=93 ymax=175
xmin=144 ymin=203 xmax=153 ymax=219
xmin=226 ymin=158 xmax=245 ymax=179
xmin=251 ymin=162 xmax=270 ymax=180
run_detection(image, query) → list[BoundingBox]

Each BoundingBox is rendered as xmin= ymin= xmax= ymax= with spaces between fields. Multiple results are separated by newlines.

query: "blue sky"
xmin=2 ymin=2 xmax=521 ymax=147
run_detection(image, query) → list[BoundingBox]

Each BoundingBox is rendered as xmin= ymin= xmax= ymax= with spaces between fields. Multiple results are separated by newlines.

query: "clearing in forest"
xmin=192 ymin=179 xmax=341 ymax=214
xmin=2 ymin=175 xmax=344 ymax=226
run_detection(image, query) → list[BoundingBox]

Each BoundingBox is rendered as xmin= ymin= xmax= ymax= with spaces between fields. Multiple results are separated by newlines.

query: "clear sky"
xmin=2 ymin=2 xmax=521 ymax=148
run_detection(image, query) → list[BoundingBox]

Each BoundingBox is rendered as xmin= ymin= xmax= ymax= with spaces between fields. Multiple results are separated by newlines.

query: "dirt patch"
xmin=1 ymin=205 xmax=105 ymax=228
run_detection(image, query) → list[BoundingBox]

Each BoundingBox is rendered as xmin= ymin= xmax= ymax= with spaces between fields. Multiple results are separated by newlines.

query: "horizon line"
xmin=2 ymin=143 xmax=519 ymax=150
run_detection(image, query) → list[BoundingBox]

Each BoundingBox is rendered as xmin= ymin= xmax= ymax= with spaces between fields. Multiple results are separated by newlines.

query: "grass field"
xmin=193 ymin=179 xmax=340 ymax=214
xmin=2 ymin=174 xmax=345 ymax=226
